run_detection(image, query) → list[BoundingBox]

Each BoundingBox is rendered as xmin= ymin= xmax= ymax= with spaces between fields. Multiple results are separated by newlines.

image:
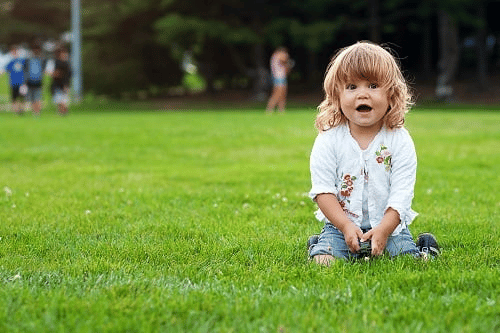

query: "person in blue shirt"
xmin=5 ymin=45 xmax=26 ymax=114
xmin=25 ymin=41 xmax=47 ymax=116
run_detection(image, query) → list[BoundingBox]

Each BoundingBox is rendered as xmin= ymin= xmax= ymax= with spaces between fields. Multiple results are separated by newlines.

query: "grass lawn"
xmin=0 ymin=104 xmax=499 ymax=332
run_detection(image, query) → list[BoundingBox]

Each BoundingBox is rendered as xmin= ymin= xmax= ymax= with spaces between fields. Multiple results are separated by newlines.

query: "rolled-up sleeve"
xmin=385 ymin=130 xmax=418 ymax=225
xmin=309 ymin=133 xmax=338 ymax=201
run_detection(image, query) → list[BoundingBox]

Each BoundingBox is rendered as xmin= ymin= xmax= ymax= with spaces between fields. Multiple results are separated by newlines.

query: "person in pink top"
xmin=266 ymin=47 xmax=292 ymax=113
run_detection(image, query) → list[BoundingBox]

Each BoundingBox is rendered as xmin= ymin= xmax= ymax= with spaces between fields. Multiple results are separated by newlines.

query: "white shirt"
xmin=309 ymin=124 xmax=418 ymax=235
xmin=270 ymin=52 xmax=287 ymax=79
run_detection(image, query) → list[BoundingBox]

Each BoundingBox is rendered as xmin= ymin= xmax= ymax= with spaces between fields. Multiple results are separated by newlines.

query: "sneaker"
xmin=416 ymin=232 xmax=440 ymax=258
xmin=307 ymin=234 xmax=319 ymax=250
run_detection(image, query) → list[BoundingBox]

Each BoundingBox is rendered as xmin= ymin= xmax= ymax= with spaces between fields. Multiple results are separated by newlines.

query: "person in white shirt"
xmin=308 ymin=41 xmax=439 ymax=265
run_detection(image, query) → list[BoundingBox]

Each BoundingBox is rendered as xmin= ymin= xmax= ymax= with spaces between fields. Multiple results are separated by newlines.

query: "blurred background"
xmin=1 ymin=0 xmax=500 ymax=105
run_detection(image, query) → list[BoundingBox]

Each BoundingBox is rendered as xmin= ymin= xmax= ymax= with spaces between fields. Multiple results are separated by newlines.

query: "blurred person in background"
xmin=24 ymin=41 xmax=47 ymax=116
xmin=266 ymin=47 xmax=293 ymax=114
xmin=5 ymin=45 xmax=26 ymax=115
xmin=51 ymin=46 xmax=71 ymax=115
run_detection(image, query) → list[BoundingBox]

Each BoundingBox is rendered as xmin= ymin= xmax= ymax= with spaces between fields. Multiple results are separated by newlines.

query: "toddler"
xmin=307 ymin=41 xmax=439 ymax=265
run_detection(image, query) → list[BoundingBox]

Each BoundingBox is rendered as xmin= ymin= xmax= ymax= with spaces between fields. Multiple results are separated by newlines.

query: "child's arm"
xmin=316 ymin=193 xmax=363 ymax=253
xmin=387 ymin=130 xmax=418 ymax=225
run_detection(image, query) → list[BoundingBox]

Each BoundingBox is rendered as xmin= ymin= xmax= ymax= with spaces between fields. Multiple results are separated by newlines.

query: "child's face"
xmin=339 ymin=78 xmax=390 ymax=134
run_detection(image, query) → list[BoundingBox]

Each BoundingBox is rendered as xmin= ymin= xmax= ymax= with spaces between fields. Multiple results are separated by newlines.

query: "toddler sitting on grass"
xmin=307 ymin=41 xmax=439 ymax=265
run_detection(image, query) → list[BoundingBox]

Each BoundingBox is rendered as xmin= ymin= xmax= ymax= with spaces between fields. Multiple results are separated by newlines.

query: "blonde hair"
xmin=316 ymin=41 xmax=413 ymax=131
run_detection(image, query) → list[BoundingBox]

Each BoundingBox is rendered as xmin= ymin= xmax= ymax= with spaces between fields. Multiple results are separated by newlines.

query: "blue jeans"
xmin=309 ymin=223 xmax=420 ymax=260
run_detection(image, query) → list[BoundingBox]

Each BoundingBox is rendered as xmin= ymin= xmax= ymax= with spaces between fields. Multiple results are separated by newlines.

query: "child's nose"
xmin=356 ymin=88 xmax=369 ymax=98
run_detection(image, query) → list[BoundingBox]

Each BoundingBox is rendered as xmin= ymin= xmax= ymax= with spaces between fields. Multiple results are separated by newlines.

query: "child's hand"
xmin=343 ymin=224 xmax=363 ymax=253
xmin=360 ymin=228 xmax=388 ymax=256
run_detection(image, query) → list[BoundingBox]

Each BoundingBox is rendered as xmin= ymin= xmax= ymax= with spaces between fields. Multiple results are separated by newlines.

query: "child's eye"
xmin=346 ymin=84 xmax=356 ymax=90
xmin=369 ymin=83 xmax=378 ymax=89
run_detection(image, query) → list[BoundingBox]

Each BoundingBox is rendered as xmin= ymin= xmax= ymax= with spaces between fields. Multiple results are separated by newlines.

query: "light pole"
xmin=71 ymin=0 xmax=82 ymax=102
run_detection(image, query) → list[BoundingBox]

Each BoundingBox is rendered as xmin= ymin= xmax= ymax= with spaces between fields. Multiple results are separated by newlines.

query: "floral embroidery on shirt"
xmin=340 ymin=173 xmax=356 ymax=197
xmin=338 ymin=173 xmax=359 ymax=218
xmin=375 ymin=145 xmax=392 ymax=171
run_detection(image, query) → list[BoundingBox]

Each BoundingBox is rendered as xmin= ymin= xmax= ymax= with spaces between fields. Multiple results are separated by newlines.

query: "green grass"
xmin=0 ymin=105 xmax=499 ymax=332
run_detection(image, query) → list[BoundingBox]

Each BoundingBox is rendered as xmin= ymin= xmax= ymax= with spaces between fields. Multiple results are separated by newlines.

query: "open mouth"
xmin=356 ymin=104 xmax=372 ymax=112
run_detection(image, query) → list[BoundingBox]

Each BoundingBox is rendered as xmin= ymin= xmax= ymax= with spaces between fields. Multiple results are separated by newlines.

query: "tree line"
xmin=2 ymin=0 xmax=499 ymax=99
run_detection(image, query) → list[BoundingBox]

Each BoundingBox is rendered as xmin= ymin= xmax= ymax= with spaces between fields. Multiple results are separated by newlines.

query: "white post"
xmin=71 ymin=0 xmax=82 ymax=102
